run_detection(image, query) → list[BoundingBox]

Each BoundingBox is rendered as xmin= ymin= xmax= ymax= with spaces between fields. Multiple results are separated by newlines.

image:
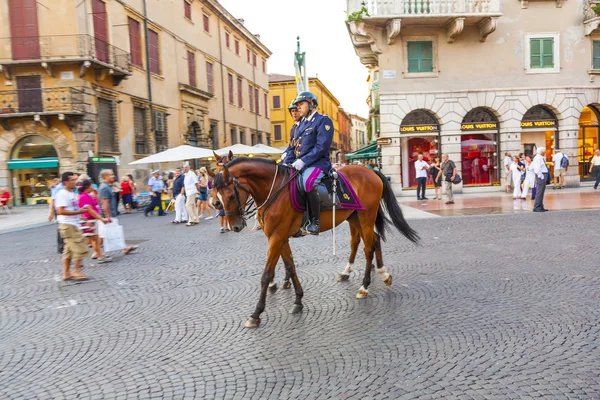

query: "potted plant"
xmin=347 ymin=1 xmax=370 ymax=23
xmin=594 ymin=4 xmax=600 ymax=16
xmin=2 ymin=104 xmax=14 ymax=114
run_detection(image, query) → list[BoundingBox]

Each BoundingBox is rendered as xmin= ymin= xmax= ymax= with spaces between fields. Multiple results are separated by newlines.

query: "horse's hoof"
xmin=337 ymin=273 xmax=350 ymax=282
xmin=384 ymin=275 xmax=393 ymax=286
xmin=356 ymin=288 xmax=369 ymax=299
xmin=268 ymin=283 xmax=278 ymax=294
xmin=289 ymin=304 xmax=304 ymax=314
xmin=282 ymin=281 xmax=292 ymax=290
xmin=245 ymin=317 xmax=261 ymax=328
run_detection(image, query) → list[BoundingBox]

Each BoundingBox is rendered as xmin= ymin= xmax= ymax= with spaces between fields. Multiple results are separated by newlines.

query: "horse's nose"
xmin=214 ymin=201 xmax=222 ymax=210
xmin=233 ymin=226 xmax=241 ymax=233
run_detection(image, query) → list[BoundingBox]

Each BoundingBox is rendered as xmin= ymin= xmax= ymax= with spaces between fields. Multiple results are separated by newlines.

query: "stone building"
xmin=0 ymin=0 xmax=270 ymax=206
xmin=349 ymin=113 xmax=368 ymax=151
xmin=346 ymin=0 xmax=600 ymax=195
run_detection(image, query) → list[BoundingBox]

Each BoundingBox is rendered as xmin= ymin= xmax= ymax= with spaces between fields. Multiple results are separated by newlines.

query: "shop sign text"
xmin=400 ymin=125 xmax=438 ymax=133
xmin=520 ymin=120 xmax=556 ymax=128
xmin=461 ymin=122 xmax=498 ymax=130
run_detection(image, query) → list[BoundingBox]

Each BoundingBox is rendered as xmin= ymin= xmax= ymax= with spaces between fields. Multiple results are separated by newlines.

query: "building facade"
xmin=0 ymin=0 xmax=270 ymax=206
xmin=349 ymin=113 xmax=368 ymax=151
xmin=268 ymin=74 xmax=341 ymax=160
xmin=337 ymin=107 xmax=353 ymax=159
xmin=346 ymin=0 xmax=600 ymax=195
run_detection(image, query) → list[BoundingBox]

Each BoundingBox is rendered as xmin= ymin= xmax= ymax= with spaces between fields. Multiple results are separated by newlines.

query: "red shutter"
xmin=92 ymin=0 xmax=109 ymax=63
xmin=247 ymin=49 xmax=250 ymax=63
xmin=206 ymin=62 xmax=213 ymax=94
xmin=203 ymin=15 xmax=209 ymax=32
xmin=225 ymin=33 xmax=230 ymax=48
xmin=237 ymin=77 xmax=242 ymax=107
xmin=254 ymin=88 xmax=259 ymax=115
xmin=264 ymin=93 xmax=268 ymax=118
xmin=128 ymin=18 xmax=142 ymax=67
xmin=8 ymin=0 xmax=40 ymax=60
xmin=262 ymin=60 xmax=266 ymax=73
xmin=253 ymin=53 xmax=257 ymax=67
xmin=235 ymin=40 xmax=239 ymax=55
xmin=228 ymin=74 xmax=234 ymax=104
xmin=188 ymin=51 xmax=196 ymax=87
xmin=184 ymin=1 xmax=192 ymax=20
xmin=248 ymin=85 xmax=253 ymax=113
xmin=148 ymin=30 xmax=159 ymax=74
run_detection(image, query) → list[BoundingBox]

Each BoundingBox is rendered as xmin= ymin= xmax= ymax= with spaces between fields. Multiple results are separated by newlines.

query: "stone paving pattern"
xmin=1 ymin=210 xmax=599 ymax=399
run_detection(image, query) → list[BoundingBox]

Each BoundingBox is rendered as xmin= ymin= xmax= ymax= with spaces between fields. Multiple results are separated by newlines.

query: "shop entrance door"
xmin=579 ymin=126 xmax=599 ymax=180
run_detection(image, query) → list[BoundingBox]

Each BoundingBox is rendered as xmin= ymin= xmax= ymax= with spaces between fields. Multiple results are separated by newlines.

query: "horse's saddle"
xmin=290 ymin=169 xmax=364 ymax=213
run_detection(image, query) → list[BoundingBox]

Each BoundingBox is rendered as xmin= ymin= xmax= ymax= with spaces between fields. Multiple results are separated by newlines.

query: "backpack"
xmin=560 ymin=154 xmax=569 ymax=169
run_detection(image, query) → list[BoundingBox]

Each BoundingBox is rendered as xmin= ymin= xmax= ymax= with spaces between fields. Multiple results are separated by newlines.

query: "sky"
xmin=219 ymin=0 xmax=369 ymax=118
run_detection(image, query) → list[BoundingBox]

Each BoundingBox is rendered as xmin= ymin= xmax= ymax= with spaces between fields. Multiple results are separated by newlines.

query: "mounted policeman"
xmin=283 ymin=91 xmax=334 ymax=235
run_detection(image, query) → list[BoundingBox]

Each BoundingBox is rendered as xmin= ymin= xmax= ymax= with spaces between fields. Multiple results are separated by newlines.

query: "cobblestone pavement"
xmin=1 ymin=210 xmax=599 ymax=399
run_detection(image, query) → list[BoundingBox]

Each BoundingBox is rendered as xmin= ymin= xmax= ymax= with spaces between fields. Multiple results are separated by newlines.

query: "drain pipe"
xmin=251 ymin=46 xmax=260 ymax=144
xmin=142 ymin=0 xmax=154 ymax=134
xmin=218 ymin=18 xmax=227 ymax=145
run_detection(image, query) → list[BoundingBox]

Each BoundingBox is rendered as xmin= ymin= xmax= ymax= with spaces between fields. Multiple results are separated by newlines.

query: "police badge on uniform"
xmin=325 ymin=125 xmax=331 ymax=131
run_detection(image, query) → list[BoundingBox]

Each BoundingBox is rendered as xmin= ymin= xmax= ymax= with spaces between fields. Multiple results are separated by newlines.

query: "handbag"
xmin=102 ymin=221 xmax=126 ymax=253
xmin=452 ymin=174 xmax=462 ymax=184
xmin=199 ymin=186 xmax=208 ymax=195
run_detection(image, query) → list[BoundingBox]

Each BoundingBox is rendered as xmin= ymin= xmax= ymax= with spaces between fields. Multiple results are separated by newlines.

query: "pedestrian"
xmin=429 ymin=156 xmax=443 ymax=200
xmin=127 ymin=174 xmax=138 ymax=209
xmin=99 ymin=169 xmax=138 ymax=255
xmin=144 ymin=170 xmax=166 ymax=217
xmin=510 ymin=155 xmax=525 ymax=199
xmin=48 ymin=178 xmax=65 ymax=254
xmin=504 ymin=152 xmax=513 ymax=193
xmin=56 ymin=172 xmax=90 ymax=281
xmin=414 ymin=153 xmax=430 ymax=200
xmin=531 ymin=147 xmax=549 ymax=212
xmin=120 ymin=175 xmax=133 ymax=214
xmin=183 ymin=164 xmax=199 ymax=226
xmin=439 ymin=153 xmax=457 ymax=205
xmin=171 ymin=167 xmax=188 ymax=224
xmin=78 ymin=179 xmax=112 ymax=263
xmin=197 ymin=167 xmax=215 ymax=219
xmin=521 ymin=154 xmax=536 ymax=200
xmin=552 ymin=148 xmax=567 ymax=190
xmin=590 ymin=149 xmax=600 ymax=189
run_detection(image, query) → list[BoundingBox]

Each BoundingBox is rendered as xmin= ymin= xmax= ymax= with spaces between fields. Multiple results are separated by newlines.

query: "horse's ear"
xmin=228 ymin=150 xmax=234 ymax=160
xmin=213 ymin=151 xmax=221 ymax=162
xmin=207 ymin=168 xmax=215 ymax=178
xmin=222 ymin=165 xmax=230 ymax=181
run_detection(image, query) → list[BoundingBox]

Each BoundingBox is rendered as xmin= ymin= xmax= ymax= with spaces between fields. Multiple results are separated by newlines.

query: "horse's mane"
xmin=225 ymin=157 xmax=277 ymax=168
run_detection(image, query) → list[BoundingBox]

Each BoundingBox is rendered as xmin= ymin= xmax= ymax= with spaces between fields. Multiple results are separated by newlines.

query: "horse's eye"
xmin=229 ymin=194 xmax=236 ymax=201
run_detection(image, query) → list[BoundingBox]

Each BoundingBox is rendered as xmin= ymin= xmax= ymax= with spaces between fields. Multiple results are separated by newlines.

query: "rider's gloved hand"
xmin=291 ymin=159 xmax=305 ymax=171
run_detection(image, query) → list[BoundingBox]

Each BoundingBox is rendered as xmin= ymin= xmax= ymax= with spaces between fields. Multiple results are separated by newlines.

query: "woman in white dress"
xmin=510 ymin=155 xmax=525 ymax=199
xmin=521 ymin=154 xmax=536 ymax=199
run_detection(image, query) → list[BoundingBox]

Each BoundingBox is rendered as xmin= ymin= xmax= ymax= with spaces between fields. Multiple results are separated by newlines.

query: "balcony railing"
xmin=0 ymin=34 xmax=130 ymax=74
xmin=348 ymin=0 xmax=501 ymax=17
xmin=0 ymin=87 xmax=86 ymax=116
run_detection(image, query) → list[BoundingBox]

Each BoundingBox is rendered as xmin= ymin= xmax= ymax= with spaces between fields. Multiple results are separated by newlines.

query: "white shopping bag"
xmin=102 ymin=222 xmax=126 ymax=253
xmin=98 ymin=218 xmax=118 ymax=239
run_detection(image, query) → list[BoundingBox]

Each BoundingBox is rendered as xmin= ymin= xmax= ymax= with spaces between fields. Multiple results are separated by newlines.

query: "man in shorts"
xmin=56 ymin=172 xmax=91 ymax=281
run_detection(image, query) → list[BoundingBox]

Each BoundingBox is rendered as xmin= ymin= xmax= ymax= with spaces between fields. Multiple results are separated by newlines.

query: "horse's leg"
xmin=246 ymin=236 xmax=284 ymax=328
xmin=337 ymin=214 xmax=361 ymax=282
xmin=373 ymin=233 xmax=392 ymax=286
xmin=268 ymin=274 xmax=278 ymax=294
xmin=282 ymin=261 xmax=292 ymax=289
xmin=280 ymin=241 xmax=304 ymax=314
xmin=356 ymin=212 xmax=377 ymax=299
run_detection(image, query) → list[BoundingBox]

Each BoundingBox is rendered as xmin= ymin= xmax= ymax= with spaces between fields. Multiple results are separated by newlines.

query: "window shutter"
xmin=184 ymin=1 xmax=191 ymax=20
xmin=543 ymin=38 xmax=554 ymax=68
xmin=188 ymin=51 xmax=196 ymax=87
xmin=420 ymin=42 xmax=433 ymax=72
xmin=206 ymin=62 xmax=213 ymax=94
xmin=235 ymin=40 xmax=240 ymax=55
xmin=264 ymin=93 xmax=268 ymax=118
xmin=407 ymin=42 xmax=419 ymax=72
xmin=148 ymin=30 xmax=159 ymax=74
xmin=249 ymin=84 xmax=253 ymax=113
xmin=274 ymin=125 xmax=282 ymax=141
xmin=203 ymin=15 xmax=209 ymax=32
xmin=255 ymin=88 xmax=259 ymax=114
xmin=237 ymin=77 xmax=243 ymax=107
xmin=228 ymin=73 xmax=234 ymax=104
xmin=273 ymin=95 xmax=280 ymax=109
xmin=530 ymin=38 xmax=541 ymax=68
xmin=594 ymin=41 xmax=600 ymax=69
xmin=128 ymin=18 xmax=142 ymax=67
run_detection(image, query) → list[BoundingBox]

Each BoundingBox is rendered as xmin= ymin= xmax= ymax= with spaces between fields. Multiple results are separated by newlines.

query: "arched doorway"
xmin=8 ymin=135 xmax=59 ymax=205
xmin=520 ymin=105 xmax=558 ymax=166
xmin=400 ymin=109 xmax=440 ymax=188
xmin=578 ymin=105 xmax=600 ymax=180
xmin=460 ymin=107 xmax=500 ymax=186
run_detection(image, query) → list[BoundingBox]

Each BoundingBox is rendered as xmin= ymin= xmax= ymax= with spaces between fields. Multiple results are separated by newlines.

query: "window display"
xmin=460 ymin=134 xmax=499 ymax=185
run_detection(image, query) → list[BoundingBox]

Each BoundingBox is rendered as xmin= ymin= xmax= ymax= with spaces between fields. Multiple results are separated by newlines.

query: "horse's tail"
xmin=374 ymin=170 xmax=420 ymax=244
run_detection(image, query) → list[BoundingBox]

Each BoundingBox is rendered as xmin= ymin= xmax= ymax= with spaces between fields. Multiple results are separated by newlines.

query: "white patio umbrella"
xmin=216 ymin=143 xmax=266 ymax=156
xmin=253 ymin=143 xmax=285 ymax=155
xmin=128 ymin=145 xmax=214 ymax=165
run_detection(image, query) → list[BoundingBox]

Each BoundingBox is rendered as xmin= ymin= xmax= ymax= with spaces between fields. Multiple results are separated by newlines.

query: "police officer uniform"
xmin=283 ymin=91 xmax=334 ymax=235
xmin=145 ymin=171 xmax=166 ymax=216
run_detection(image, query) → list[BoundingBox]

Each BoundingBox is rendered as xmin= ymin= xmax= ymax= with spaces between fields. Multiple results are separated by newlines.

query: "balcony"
xmin=0 ymin=87 xmax=86 ymax=130
xmin=584 ymin=1 xmax=600 ymax=35
xmin=0 ymin=35 xmax=131 ymax=85
xmin=347 ymin=0 xmax=502 ymax=65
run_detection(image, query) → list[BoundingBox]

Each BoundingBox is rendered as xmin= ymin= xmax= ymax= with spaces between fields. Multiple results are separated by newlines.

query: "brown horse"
xmin=212 ymin=157 xmax=419 ymax=328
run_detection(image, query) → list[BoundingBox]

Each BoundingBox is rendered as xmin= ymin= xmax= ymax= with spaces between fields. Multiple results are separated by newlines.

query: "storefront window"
xmin=578 ymin=105 xmax=599 ymax=180
xmin=402 ymin=136 xmax=439 ymax=188
xmin=460 ymin=134 xmax=499 ymax=185
xmin=9 ymin=136 xmax=59 ymax=206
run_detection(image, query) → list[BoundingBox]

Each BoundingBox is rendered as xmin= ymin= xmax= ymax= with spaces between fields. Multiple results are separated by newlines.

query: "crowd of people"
xmin=48 ymin=170 xmax=138 ymax=281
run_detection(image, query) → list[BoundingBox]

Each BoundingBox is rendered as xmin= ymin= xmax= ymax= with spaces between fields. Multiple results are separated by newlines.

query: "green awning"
xmin=8 ymin=157 xmax=59 ymax=170
xmin=345 ymin=142 xmax=379 ymax=161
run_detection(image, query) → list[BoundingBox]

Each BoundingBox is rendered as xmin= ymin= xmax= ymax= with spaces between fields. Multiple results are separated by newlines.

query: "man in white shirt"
xmin=56 ymin=171 xmax=91 ymax=281
xmin=551 ymin=149 xmax=567 ymax=190
xmin=183 ymin=164 xmax=199 ymax=226
xmin=531 ymin=147 xmax=549 ymax=212
xmin=414 ymin=154 xmax=430 ymax=200
xmin=503 ymin=152 xmax=513 ymax=193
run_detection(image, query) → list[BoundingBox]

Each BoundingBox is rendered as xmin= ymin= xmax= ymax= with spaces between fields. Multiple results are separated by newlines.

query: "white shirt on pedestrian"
xmin=414 ymin=160 xmax=430 ymax=179
xmin=184 ymin=171 xmax=198 ymax=196
xmin=532 ymin=154 xmax=549 ymax=179
xmin=552 ymin=152 xmax=565 ymax=170
xmin=55 ymin=189 xmax=80 ymax=226
xmin=504 ymin=156 xmax=512 ymax=170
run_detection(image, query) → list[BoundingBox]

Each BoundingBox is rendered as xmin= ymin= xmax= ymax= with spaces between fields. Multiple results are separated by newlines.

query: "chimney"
xmin=237 ymin=18 xmax=244 ymax=25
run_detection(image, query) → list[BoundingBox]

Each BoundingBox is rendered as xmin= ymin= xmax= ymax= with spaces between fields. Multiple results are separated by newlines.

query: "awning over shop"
xmin=8 ymin=157 xmax=59 ymax=170
xmin=345 ymin=142 xmax=378 ymax=161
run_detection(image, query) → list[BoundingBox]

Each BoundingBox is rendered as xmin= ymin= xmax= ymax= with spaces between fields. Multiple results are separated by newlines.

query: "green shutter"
xmin=593 ymin=41 xmax=600 ymax=69
xmin=542 ymin=38 xmax=554 ymax=68
xmin=407 ymin=41 xmax=433 ymax=73
xmin=530 ymin=38 xmax=541 ymax=68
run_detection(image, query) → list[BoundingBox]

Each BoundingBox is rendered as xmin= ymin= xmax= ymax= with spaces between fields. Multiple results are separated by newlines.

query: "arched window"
xmin=401 ymin=109 xmax=439 ymax=129
xmin=11 ymin=135 xmax=58 ymax=160
xmin=522 ymin=105 xmax=557 ymax=123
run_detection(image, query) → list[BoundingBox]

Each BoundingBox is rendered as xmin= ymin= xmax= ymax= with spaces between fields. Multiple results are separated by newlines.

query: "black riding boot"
xmin=306 ymin=188 xmax=320 ymax=235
